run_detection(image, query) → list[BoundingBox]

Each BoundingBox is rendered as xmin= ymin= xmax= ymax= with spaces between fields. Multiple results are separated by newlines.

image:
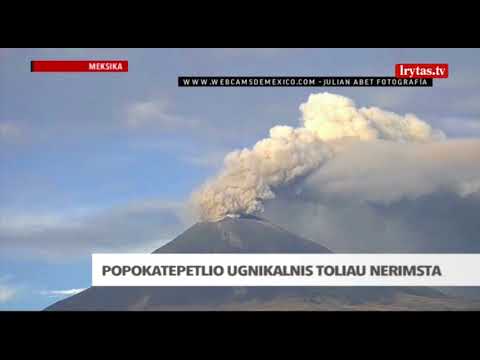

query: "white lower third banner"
xmin=92 ymin=254 xmax=480 ymax=287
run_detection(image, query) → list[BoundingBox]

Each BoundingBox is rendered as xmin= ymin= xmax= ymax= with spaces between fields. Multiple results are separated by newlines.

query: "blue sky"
xmin=1 ymin=48 xmax=480 ymax=309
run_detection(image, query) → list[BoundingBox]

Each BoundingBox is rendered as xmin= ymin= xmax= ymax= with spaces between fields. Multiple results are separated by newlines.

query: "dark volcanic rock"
xmin=155 ymin=215 xmax=331 ymax=254
xmin=45 ymin=216 xmax=443 ymax=311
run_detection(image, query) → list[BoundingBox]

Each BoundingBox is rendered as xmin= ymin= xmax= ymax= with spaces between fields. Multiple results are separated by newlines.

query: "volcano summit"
xmin=45 ymin=215 xmax=477 ymax=311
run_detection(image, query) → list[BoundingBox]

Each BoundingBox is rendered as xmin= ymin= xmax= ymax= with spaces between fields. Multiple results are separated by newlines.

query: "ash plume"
xmin=300 ymin=93 xmax=445 ymax=142
xmin=192 ymin=92 xmax=447 ymax=221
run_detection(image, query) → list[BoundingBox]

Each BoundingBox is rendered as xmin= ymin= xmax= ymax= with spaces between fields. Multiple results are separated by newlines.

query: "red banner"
xmin=395 ymin=64 xmax=448 ymax=79
xmin=31 ymin=60 xmax=128 ymax=72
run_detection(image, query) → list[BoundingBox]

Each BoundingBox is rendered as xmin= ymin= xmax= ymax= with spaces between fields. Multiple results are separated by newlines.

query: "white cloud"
xmin=126 ymin=98 xmax=199 ymax=130
xmin=0 ymin=287 xmax=15 ymax=303
xmin=0 ymin=213 xmax=76 ymax=232
xmin=0 ymin=199 xmax=193 ymax=259
xmin=0 ymin=277 xmax=16 ymax=303
xmin=40 ymin=288 xmax=85 ymax=297
xmin=127 ymin=99 xmax=169 ymax=128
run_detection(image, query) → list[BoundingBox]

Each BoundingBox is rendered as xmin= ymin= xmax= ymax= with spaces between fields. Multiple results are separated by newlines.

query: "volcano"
xmin=45 ymin=215 xmax=475 ymax=311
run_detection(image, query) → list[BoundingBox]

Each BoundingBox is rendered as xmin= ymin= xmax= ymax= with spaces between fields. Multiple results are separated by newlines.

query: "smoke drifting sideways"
xmin=262 ymin=140 xmax=480 ymax=254
xmin=192 ymin=92 xmax=459 ymax=221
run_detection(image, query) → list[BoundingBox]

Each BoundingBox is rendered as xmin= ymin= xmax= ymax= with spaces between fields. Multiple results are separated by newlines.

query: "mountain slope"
xmin=45 ymin=215 xmax=451 ymax=311
xmin=155 ymin=214 xmax=331 ymax=254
